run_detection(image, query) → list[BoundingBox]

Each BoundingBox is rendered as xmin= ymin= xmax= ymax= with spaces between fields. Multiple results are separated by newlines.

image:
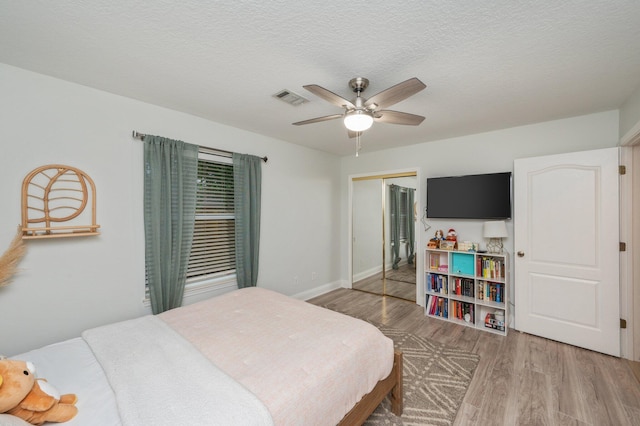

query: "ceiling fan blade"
xmin=374 ymin=110 xmax=425 ymax=125
xmin=364 ymin=78 xmax=426 ymax=109
xmin=303 ymin=84 xmax=356 ymax=109
xmin=347 ymin=130 xmax=362 ymax=139
xmin=292 ymin=114 xmax=343 ymax=126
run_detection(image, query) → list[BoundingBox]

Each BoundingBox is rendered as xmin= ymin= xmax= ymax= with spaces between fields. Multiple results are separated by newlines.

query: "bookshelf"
xmin=425 ymin=248 xmax=508 ymax=335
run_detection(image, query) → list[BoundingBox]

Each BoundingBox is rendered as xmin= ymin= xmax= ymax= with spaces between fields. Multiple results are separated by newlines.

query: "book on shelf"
xmin=452 ymin=277 xmax=474 ymax=297
xmin=477 ymin=281 xmax=504 ymax=303
xmin=426 ymin=295 xmax=448 ymax=318
xmin=477 ymin=256 xmax=505 ymax=279
xmin=427 ymin=273 xmax=448 ymax=294
xmin=451 ymin=300 xmax=475 ymax=323
xmin=429 ymin=253 xmax=439 ymax=270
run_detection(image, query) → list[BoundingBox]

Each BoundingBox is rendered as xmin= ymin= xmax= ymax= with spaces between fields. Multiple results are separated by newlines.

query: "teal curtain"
xmin=143 ymin=136 xmax=198 ymax=314
xmin=405 ymin=188 xmax=415 ymax=265
xmin=233 ymin=153 xmax=262 ymax=288
xmin=390 ymin=184 xmax=402 ymax=269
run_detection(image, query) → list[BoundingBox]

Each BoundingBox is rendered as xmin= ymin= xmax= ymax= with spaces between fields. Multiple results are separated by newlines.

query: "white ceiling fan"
xmin=293 ymin=77 xmax=427 ymax=154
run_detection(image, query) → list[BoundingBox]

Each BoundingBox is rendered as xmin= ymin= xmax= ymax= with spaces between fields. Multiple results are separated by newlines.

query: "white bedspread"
xmin=82 ymin=315 xmax=274 ymax=426
xmin=160 ymin=287 xmax=394 ymax=426
xmin=12 ymin=288 xmax=393 ymax=426
xmin=14 ymin=337 xmax=122 ymax=426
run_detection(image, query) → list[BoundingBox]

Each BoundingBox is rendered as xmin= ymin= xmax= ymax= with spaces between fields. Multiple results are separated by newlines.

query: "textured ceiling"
xmin=2 ymin=1 xmax=640 ymax=156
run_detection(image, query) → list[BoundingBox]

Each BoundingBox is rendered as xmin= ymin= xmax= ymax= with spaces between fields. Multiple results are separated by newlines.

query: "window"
xmin=186 ymin=153 xmax=236 ymax=282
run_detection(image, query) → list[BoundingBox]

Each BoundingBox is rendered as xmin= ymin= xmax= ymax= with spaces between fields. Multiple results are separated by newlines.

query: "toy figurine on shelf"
xmin=444 ymin=228 xmax=457 ymax=250
xmin=428 ymin=229 xmax=445 ymax=248
xmin=446 ymin=228 xmax=457 ymax=242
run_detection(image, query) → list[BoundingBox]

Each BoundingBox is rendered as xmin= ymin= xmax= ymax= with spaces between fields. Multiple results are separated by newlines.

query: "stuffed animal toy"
xmin=0 ymin=358 xmax=77 ymax=425
xmin=428 ymin=229 xmax=444 ymax=248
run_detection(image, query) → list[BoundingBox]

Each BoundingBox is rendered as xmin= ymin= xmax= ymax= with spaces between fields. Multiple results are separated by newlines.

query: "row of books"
xmin=451 ymin=301 xmax=475 ymax=323
xmin=426 ymin=295 xmax=448 ymax=318
xmin=426 ymin=273 xmax=448 ymax=294
xmin=477 ymin=256 xmax=505 ymax=279
xmin=452 ymin=277 xmax=474 ymax=297
xmin=477 ymin=281 xmax=504 ymax=303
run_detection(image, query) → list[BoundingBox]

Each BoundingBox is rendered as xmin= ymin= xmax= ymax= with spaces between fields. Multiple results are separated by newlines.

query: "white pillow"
xmin=0 ymin=414 xmax=32 ymax=426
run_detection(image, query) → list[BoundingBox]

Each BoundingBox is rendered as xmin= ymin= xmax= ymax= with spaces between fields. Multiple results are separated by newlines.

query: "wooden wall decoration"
xmin=21 ymin=164 xmax=100 ymax=239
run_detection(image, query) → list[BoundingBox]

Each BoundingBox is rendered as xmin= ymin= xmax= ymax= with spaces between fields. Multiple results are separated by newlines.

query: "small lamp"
xmin=344 ymin=110 xmax=374 ymax=132
xmin=483 ymin=220 xmax=508 ymax=253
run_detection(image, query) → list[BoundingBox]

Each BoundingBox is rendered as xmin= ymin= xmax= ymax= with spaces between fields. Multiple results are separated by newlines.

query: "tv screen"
xmin=426 ymin=172 xmax=512 ymax=219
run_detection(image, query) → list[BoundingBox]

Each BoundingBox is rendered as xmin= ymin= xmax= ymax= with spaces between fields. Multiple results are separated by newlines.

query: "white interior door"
xmin=514 ymin=147 xmax=620 ymax=357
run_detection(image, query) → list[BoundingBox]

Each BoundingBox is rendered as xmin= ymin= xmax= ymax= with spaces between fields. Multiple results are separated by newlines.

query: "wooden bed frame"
xmin=338 ymin=350 xmax=403 ymax=425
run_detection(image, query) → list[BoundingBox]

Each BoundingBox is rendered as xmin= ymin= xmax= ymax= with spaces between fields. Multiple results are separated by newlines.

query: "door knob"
xmin=517 ymin=251 xmax=525 ymax=257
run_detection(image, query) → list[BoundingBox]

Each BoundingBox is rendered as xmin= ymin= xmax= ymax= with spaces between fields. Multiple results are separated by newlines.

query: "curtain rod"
xmin=132 ymin=131 xmax=268 ymax=163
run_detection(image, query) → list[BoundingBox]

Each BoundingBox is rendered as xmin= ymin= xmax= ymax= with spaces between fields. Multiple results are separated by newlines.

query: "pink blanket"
xmin=160 ymin=287 xmax=394 ymax=426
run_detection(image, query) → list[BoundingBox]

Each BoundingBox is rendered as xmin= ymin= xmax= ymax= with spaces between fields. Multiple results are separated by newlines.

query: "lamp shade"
xmin=483 ymin=220 xmax=508 ymax=238
xmin=344 ymin=110 xmax=373 ymax=132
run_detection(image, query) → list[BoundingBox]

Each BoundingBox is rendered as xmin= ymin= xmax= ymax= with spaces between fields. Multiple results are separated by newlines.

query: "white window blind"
xmin=187 ymin=155 xmax=236 ymax=280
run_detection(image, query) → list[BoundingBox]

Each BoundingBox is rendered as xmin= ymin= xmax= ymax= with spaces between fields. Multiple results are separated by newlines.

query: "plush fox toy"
xmin=0 ymin=358 xmax=77 ymax=425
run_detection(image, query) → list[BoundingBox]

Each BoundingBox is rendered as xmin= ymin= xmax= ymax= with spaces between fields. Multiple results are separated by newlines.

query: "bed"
xmin=7 ymin=287 xmax=403 ymax=425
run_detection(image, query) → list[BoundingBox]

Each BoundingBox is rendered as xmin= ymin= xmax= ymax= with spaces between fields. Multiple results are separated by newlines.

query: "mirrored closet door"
xmin=351 ymin=173 xmax=417 ymax=302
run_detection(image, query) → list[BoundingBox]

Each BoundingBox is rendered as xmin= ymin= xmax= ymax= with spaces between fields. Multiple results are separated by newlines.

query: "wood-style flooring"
xmin=352 ymin=263 xmax=417 ymax=302
xmin=307 ymin=288 xmax=640 ymax=426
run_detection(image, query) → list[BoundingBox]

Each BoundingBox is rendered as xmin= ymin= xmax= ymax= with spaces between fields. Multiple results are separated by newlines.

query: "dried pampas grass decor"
xmin=0 ymin=226 xmax=26 ymax=287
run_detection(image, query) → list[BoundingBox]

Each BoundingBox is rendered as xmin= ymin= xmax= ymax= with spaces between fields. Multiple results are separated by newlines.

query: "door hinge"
xmin=620 ymin=242 xmax=627 ymax=252
xmin=621 ymin=318 xmax=627 ymax=329
xmin=619 ymin=165 xmax=626 ymax=175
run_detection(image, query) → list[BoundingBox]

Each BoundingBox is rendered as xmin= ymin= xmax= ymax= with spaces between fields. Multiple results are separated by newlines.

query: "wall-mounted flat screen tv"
xmin=426 ymin=172 xmax=512 ymax=219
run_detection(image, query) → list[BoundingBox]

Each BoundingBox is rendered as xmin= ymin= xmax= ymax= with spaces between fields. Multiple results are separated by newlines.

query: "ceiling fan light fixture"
xmin=343 ymin=110 xmax=373 ymax=132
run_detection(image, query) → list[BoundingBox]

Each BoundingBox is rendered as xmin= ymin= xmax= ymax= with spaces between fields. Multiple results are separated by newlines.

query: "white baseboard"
xmin=353 ymin=265 xmax=383 ymax=282
xmin=292 ymin=280 xmax=348 ymax=301
xmin=355 ymin=259 xmax=411 ymax=282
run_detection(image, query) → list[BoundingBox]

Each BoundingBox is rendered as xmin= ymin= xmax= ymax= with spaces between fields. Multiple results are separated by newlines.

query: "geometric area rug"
xmin=365 ymin=325 xmax=480 ymax=425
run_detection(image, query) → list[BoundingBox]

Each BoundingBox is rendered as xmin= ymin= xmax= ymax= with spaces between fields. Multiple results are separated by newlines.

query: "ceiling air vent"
xmin=273 ymin=89 xmax=309 ymax=106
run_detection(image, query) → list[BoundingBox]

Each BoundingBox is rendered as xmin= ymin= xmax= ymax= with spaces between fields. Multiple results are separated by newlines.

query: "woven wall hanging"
xmin=21 ymin=164 xmax=100 ymax=239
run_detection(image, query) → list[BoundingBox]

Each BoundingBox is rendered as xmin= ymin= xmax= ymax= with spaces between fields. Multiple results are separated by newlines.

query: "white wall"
xmin=352 ymin=179 xmax=382 ymax=280
xmin=340 ymin=110 xmax=620 ymax=305
xmin=0 ymin=62 xmax=623 ymax=355
xmin=0 ymin=64 xmax=341 ymax=354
